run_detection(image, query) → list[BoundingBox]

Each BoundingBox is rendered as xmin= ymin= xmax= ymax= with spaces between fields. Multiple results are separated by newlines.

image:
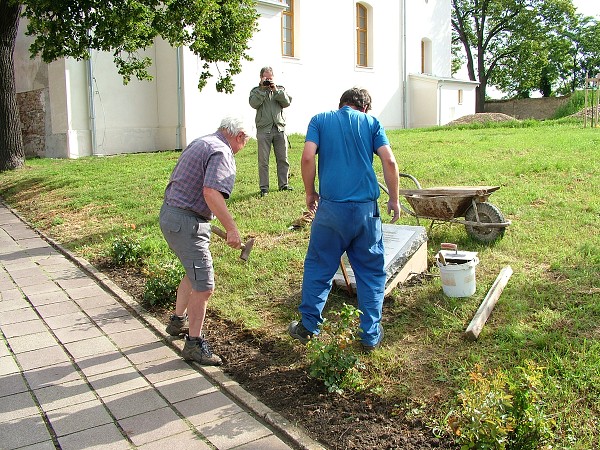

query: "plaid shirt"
xmin=164 ymin=131 xmax=236 ymax=219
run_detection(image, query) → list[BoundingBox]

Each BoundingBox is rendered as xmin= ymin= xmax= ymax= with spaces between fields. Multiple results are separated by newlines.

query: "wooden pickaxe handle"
xmin=210 ymin=225 xmax=254 ymax=261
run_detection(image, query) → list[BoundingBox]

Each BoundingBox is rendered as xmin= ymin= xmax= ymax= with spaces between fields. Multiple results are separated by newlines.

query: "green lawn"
xmin=1 ymin=118 xmax=599 ymax=447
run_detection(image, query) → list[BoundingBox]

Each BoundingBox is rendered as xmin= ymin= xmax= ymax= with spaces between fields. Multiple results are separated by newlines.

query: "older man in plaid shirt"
xmin=160 ymin=116 xmax=250 ymax=365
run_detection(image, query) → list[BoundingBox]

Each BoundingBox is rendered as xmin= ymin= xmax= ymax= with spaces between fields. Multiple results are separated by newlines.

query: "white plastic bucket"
xmin=436 ymin=256 xmax=479 ymax=297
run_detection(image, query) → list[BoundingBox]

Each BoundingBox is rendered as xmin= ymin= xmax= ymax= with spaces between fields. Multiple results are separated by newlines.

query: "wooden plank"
xmin=465 ymin=266 xmax=513 ymax=341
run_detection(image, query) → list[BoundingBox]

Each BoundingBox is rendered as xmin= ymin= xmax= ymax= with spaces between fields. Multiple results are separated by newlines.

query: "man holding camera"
xmin=249 ymin=66 xmax=293 ymax=197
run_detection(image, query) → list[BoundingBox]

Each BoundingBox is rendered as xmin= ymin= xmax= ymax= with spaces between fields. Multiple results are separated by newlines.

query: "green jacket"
xmin=249 ymin=85 xmax=292 ymax=133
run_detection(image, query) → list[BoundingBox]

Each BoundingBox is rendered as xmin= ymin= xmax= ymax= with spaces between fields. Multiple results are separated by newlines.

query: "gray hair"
xmin=219 ymin=116 xmax=248 ymax=135
xmin=260 ymin=66 xmax=274 ymax=77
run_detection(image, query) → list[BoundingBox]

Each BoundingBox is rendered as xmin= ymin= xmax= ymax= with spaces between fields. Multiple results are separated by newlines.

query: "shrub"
xmin=109 ymin=224 xmax=144 ymax=266
xmin=306 ymin=303 xmax=365 ymax=394
xmin=447 ymin=361 xmax=554 ymax=449
xmin=143 ymin=260 xmax=185 ymax=307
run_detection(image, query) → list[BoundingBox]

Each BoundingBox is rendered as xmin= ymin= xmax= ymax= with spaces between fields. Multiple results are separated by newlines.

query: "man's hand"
xmin=306 ymin=193 xmax=319 ymax=214
xmin=225 ymin=227 xmax=242 ymax=249
xmin=387 ymin=200 xmax=400 ymax=223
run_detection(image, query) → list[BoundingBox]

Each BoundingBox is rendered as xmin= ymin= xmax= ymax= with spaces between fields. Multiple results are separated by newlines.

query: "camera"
xmin=262 ymin=80 xmax=273 ymax=86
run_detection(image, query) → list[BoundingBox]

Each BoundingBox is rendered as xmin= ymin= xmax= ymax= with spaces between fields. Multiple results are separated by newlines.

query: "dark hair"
xmin=338 ymin=88 xmax=372 ymax=112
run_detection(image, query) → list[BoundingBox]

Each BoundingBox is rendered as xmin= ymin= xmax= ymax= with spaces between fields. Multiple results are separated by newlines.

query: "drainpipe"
xmin=438 ymin=81 xmax=443 ymax=126
xmin=176 ymin=47 xmax=183 ymax=150
xmin=86 ymin=52 xmax=97 ymax=155
xmin=402 ymin=0 xmax=407 ymax=128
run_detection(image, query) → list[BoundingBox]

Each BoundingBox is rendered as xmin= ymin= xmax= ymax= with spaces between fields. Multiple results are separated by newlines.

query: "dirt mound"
xmin=447 ymin=112 xmax=518 ymax=126
xmin=569 ymin=106 xmax=600 ymax=119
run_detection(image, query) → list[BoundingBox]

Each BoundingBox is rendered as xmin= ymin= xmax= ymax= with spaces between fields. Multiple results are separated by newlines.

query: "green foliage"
xmin=142 ymin=259 xmax=185 ymax=307
xmin=552 ymin=90 xmax=586 ymax=118
xmin=447 ymin=362 xmax=554 ymax=449
xmin=109 ymin=224 xmax=144 ymax=266
xmin=306 ymin=304 xmax=365 ymax=395
xmin=22 ymin=0 xmax=258 ymax=94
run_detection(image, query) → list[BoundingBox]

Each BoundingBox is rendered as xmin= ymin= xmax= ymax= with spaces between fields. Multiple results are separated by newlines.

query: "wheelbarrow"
xmin=379 ymin=173 xmax=511 ymax=243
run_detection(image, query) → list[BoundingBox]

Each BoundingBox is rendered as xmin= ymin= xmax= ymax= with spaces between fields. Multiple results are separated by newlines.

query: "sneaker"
xmin=182 ymin=335 xmax=222 ymax=366
xmin=279 ymin=185 xmax=293 ymax=191
xmin=288 ymin=320 xmax=313 ymax=344
xmin=166 ymin=314 xmax=189 ymax=336
xmin=362 ymin=324 xmax=384 ymax=353
xmin=260 ymin=189 xmax=268 ymax=197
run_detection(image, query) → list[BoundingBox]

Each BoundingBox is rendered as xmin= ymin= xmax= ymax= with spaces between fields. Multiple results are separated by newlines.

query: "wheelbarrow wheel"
xmin=464 ymin=202 xmax=505 ymax=243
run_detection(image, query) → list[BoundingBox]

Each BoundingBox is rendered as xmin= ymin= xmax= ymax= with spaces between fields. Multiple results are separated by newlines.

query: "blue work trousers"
xmin=300 ymin=199 xmax=385 ymax=346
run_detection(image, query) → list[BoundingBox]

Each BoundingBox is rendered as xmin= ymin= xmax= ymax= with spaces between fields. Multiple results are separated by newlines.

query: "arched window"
xmin=356 ymin=4 xmax=368 ymax=67
xmin=282 ymin=0 xmax=294 ymax=57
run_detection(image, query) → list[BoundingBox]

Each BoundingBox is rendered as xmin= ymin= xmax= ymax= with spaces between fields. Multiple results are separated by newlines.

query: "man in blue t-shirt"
xmin=289 ymin=88 xmax=400 ymax=351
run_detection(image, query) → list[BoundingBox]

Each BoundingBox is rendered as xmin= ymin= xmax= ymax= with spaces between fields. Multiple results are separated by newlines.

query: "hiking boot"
xmin=182 ymin=335 xmax=222 ymax=366
xmin=362 ymin=324 xmax=384 ymax=353
xmin=288 ymin=320 xmax=313 ymax=344
xmin=165 ymin=314 xmax=189 ymax=337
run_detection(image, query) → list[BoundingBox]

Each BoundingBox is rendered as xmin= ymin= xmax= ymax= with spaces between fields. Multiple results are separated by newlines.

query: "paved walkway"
xmin=0 ymin=202 xmax=322 ymax=450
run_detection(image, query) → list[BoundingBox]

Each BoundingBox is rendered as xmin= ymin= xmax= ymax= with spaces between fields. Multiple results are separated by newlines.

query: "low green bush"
xmin=143 ymin=259 xmax=185 ymax=307
xmin=306 ymin=303 xmax=365 ymax=395
xmin=447 ymin=361 xmax=554 ymax=449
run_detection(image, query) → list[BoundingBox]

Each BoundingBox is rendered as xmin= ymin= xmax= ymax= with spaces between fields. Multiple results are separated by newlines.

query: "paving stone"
xmin=23 ymin=362 xmax=81 ymax=389
xmin=137 ymin=358 xmax=197 ymax=385
xmin=136 ymin=430 xmax=211 ymax=449
xmin=0 ymin=391 xmax=39 ymax=421
xmin=36 ymin=300 xmax=84 ymax=319
xmin=110 ymin=327 xmax=160 ymax=350
xmin=1 ymin=318 xmax=48 ymax=338
xmin=26 ymin=290 xmax=71 ymax=306
xmin=0 ymin=414 xmax=53 ymax=449
xmin=94 ymin=314 xmax=145 ymax=334
xmin=88 ymin=366 xmax=150 ymax=398
xmin=0 ymin=355 xmax=20 ymax=376
xmin=86 ymin=303 xmax=131 ymax=322
xmin=15 ymin=345 xmax=71 ymax=371
xmin=0 ymin=307 xmax=39 ymax=326
xmin=0 ymin=372 xmax=29 ymax=397
xmin=43 ymin=311 xmax=92 ymax=330
xmin=77 ymin=351 xmax=133 ymax=378
xmin=21 ymin=282 xmax=62 ymax=298
xmin=64 ymin=335 xmax=117 ymax=359
xmin=34 ymin=378 xmax=97 ymax=412
xmin=198 ymin=411 xmax=272 ymax=450
xmin=46 ymin=398 xmax=113 ymax=437
xmin=122 ymin=341 xmax=177 ymax=365
xmin=0 ymin=296 xmax=30 ymax=312
xmin=7 ymin=331 xmax=59 ymax=354
xmin=53 ymin=322 xmax=104 ymax=344
xmin=174 ymin=391 xmax=243 ymax=426
xmin=57 ymin=423 xmax=131 ymax=450
xmin=154 ymin=372 xmax=218 ymax=404
xmin=104 ymin=385 xmax=169 ymax=420
xmin=233 ymin=433 xmax=292 ymax=450
xmin=118 ymin=406 xmax=190 ymax=446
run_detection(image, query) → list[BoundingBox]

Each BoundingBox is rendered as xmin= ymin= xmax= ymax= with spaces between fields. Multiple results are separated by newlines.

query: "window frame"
xmin=282 ymin=0 xmax=294 ymax=57
xmin=356 ymin=3 xmax=368 ymax=67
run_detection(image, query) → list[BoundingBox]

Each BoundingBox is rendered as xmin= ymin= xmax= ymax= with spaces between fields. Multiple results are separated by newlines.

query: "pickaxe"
xmin=210 ymin=225 xmax=255 ymax=261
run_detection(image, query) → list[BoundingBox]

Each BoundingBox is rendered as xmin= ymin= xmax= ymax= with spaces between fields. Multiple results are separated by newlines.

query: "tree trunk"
xmin=0 ymin=1 xmax=24 ymax=172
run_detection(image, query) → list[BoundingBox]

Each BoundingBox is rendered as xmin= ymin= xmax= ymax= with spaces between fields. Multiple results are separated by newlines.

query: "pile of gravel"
xmin=446 ymin=112 xmax=518 ymax=126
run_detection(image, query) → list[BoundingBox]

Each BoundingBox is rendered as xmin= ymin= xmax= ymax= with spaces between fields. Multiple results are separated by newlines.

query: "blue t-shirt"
xmin=305 ymin=106 xmax=389 ymax=202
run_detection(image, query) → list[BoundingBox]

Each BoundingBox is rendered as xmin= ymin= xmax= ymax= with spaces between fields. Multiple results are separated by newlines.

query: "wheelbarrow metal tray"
xmin=399 ymin=186 xmax=500 ymax=197
xmin=404 ymin=194 xmax=473 ymax=220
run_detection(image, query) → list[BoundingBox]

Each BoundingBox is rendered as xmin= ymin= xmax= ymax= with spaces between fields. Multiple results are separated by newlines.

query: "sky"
xmin=571 ymin=0 xmax=600 ymax=18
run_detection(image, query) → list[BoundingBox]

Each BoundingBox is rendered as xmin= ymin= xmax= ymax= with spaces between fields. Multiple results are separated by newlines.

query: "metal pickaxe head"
xmin=240 ymin=237 xmax=255 ymax=261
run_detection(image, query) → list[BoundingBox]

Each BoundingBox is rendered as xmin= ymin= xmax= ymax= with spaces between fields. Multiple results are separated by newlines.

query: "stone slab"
xmin=334 ymin=224 xmax=428 ymax=294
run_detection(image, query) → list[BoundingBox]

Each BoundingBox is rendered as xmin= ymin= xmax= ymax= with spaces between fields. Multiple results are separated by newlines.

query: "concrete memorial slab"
xmin=334 ymin=224 xmax=428 ymax=295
